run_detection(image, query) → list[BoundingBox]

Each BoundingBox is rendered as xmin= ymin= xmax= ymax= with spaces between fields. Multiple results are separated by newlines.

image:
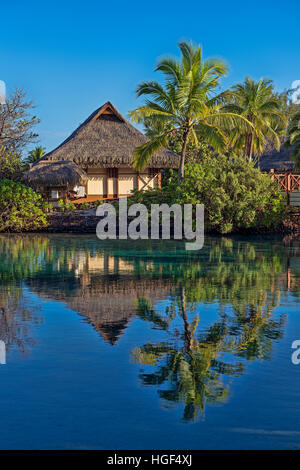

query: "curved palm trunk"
xmin=177 ymin=128 xmax=190 ymax=187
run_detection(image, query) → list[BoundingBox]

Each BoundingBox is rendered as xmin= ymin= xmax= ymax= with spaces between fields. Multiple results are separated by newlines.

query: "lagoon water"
xmin=0 ymin=234 xmax=300 ymax=450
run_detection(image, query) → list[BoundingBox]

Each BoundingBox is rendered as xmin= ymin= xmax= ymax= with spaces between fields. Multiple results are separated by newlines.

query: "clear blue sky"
xmin=1 ymin=0 xmax=300 ymax=153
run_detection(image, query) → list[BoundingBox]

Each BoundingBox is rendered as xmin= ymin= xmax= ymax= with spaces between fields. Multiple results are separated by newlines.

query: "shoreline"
xmin=1 ymin=209 xmax=300 ymax=237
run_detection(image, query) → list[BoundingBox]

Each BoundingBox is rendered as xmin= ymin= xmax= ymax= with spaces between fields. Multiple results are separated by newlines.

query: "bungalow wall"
xmin=74 ymin=167 xmax=161 ymax=203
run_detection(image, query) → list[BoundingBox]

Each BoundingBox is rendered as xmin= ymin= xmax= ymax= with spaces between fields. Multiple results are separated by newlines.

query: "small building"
xmin=25 ymin=102 xmax=179 ymax=203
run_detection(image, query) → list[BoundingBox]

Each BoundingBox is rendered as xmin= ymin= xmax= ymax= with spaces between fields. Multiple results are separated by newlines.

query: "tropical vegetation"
xmin=0 ymin=179 xmax=49 ymax=232
xmin=23 ymin=145 xmax=46 ymax=167
xmin=222 ymin=77 xmax=285 ymax=161
xmin=129 ymin=155 xmax=285 ymax=233
xmin=129 ymin=41 xmax=253 ymax=185
xmin=0 ymin=41 xmax=300 ymax=232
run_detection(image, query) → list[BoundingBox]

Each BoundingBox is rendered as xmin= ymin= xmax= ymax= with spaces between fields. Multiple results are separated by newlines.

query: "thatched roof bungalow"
xmin=25 ymin=160 xmax=88 ymax=188
xmin=25 ymin=102 xmax=179 ymax=203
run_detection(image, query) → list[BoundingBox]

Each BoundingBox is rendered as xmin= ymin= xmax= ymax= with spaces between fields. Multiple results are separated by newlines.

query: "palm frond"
xmin=200 ymin=57 xmax=228 ymax=82
xmin=156 ymin=58 xmax=182 ymax=84
xmin=135 ymin=81 xmax=175 ymax=110
xmin=256 ymin=116 xmax=281 ymax=151
xmin=207 ymin=112 xmax=254 ymax=132
xmin=133 ymin=134 xmax=169 ymax=171
xmin=196 ymin=122 xmax=227 ymax=152
xmin=129 ymin=105 xmax=174 ymax=124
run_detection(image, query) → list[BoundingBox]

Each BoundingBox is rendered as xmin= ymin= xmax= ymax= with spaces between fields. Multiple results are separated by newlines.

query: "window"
xmin=50 ymin=190 xmax=59 ymax=199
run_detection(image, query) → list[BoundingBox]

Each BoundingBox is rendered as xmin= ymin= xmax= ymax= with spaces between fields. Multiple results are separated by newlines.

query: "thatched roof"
xmin=38 ymin=102 xmax=179 ymax=169
xmin=259 ymin=138 xmax=295 ymax=172
xmin=24 ymin=160 xmax=88 ymax=187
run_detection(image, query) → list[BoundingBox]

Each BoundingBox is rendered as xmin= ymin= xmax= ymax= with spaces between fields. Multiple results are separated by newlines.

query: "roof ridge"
xmin=40 ymin=102 xmax=142 ymax=161
xmin=36 ymin=101 xmax=179 ymax=168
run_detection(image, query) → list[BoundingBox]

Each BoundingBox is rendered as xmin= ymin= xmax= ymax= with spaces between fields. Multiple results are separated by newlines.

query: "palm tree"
xmin=24 ymin=145 xmax=46 ymax=166
xmin=222 ymin=77 xmax=285 ymax=161
xmin=286 ymin=111 xmax=300 ymax=169
xmin=129 ymin=41 xmax=252 ymax=186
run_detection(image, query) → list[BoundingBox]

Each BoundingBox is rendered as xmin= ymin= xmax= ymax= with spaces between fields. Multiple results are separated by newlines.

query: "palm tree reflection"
xmin=132 ymin=283 xmax=286 ymax=421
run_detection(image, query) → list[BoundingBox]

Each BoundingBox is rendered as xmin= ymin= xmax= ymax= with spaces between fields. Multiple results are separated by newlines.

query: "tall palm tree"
xmin=24 ymin=145 xmax=46 ymax=166
xmin=286 ymin=111 xmax=300 ymax=169
xmin=129 ymin=41 xmax=252 ymax=186
xmin=222 ymin=77 xmax=285 ymax=161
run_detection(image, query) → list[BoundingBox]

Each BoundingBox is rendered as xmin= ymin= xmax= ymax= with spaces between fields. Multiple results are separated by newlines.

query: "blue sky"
xmin=1 ymin=0 xmax=300 ymax=153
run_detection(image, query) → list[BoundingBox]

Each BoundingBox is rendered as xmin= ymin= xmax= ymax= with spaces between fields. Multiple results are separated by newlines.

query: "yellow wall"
xmin=87 ymin=176 xmax=106 ymax=195
xmin=86 ymin=167 xmax=159 ymax=197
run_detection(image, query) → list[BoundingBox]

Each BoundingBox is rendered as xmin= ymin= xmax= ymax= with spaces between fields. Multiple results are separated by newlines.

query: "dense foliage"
xmin=0 ymin=179 xmax=49 ymax=232
xmin=129 ymin=155 xmax=284 ymax=234
xmin=0 ymin=146 xmax=23 ymax=180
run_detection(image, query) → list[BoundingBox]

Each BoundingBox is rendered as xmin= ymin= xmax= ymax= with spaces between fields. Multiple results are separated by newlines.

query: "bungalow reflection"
xmin=0 ymin=234 xmax=298 ymax=418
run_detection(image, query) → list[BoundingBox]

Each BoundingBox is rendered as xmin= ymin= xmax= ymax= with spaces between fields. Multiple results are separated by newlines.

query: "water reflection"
xmin=132 ymin=285 xmax=286 ymax=421
xmin=0 ymin=286 xmax=42 ymax=354
xmin=0 ymin=234 xmax=299 ymax=420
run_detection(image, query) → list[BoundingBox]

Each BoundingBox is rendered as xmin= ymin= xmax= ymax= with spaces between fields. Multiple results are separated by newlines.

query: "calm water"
xmin=0 ymin=234 xmax=300 ymax=450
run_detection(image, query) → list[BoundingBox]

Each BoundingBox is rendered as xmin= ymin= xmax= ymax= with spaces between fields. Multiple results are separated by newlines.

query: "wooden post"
xmin=158 ymin=170 xmax=162 ymax=189
xmin=137 ymin=171 xmax=140 ymax=191
xmin=116 ymin=170 xmax=119 ymax=199
xmin=106 ymin=169 xmax=111 ymax=199
xmin=270 ymin=168 xmax=274 ymax=181
xmin=287 ymin=173 xmax=291 ymax=206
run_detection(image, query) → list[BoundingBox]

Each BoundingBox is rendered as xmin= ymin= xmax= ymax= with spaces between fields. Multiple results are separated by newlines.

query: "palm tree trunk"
xmin=244 ymin=115 xmax=254 ymax=161
xmin=180 ymin=286 xmax=192 ymax=353
xmin=177 ymin=128 xmax=190 ymax=187
xmin=244 ymin=133 xmax=250 ymax=159
xmin=244 ymin=132 xmax=254 ymax=161
xmin=248 ymin=132 xmax=254 ymax=161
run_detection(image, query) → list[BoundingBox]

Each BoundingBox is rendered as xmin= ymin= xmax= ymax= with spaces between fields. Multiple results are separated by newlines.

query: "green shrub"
xmin=0 ymin=146 xmax=23 ymax=181
xmin=129 ymin=155 xmax=285 ymax=234
xmin=57 ymin=199 xmax=76 ymax=212
xmin=0 ymin=179 xmax=49 ymax=232
xmin=78 ymin=202 xmax=90 ymax=210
